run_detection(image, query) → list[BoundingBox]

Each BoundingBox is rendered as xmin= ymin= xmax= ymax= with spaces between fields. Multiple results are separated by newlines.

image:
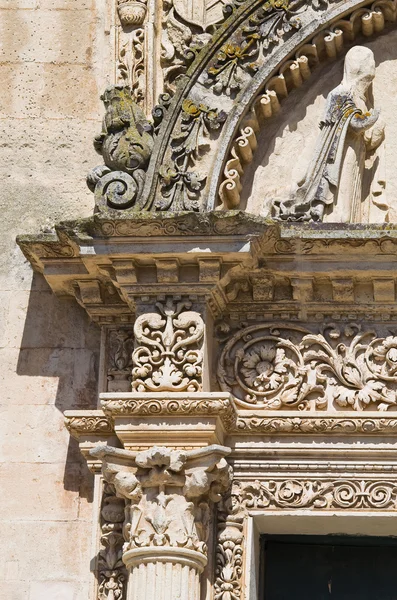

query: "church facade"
xmin=3 ymin=0 xmax=397 ymax=598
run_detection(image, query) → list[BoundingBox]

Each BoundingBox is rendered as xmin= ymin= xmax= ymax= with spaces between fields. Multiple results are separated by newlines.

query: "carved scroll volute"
xmin=91 ymin=444 xmax=232 ymax=600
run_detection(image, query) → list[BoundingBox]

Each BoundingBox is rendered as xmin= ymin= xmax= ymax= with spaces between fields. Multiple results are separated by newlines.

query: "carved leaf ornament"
xmin=132 ymin=299 xmax=204 ymax=392
xmin=158 ymin=99 xmax=227 ymax=210
xmin=205 ymin=0 xmax=303 ymax=95
xmin=218 ymin=324 xmax=397 ymax=410
xmin=234 ymin=479 xmax=397 ymax=511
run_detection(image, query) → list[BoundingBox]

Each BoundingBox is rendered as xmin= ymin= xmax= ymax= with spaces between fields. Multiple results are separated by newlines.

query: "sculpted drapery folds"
xmin=274 ymin=46 xmax=386 ymax=223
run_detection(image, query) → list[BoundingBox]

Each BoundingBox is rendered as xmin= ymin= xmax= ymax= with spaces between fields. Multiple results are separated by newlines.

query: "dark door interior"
xmin=261 ymin=535 xmax=397 ymax=600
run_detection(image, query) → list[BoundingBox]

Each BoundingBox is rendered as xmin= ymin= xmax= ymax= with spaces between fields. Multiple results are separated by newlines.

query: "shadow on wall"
xmin=16 ymin=271 xmax=101 ymax=501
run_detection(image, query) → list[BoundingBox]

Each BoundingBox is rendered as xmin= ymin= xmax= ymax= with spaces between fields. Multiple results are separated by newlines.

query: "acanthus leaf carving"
xmin=132 ymin=299 xmax=204 ymax=392
xmin=206 ymin=0 xmax=303 ymax=95
xmin=157 ymin=100 xmax=227 ymax=211
xmin=218 ymin=323 xmax=397 ymax=411
xmin=91 ymin=444 xmax=232 ymax=562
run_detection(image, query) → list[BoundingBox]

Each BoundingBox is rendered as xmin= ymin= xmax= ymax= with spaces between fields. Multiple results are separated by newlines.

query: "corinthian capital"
xmin=91 ymin=444 xmax=232 ymax=560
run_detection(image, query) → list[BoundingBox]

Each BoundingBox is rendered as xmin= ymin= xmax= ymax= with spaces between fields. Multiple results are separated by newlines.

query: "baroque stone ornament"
xmin=117 ymin=29 xmax=145 ymax=106
xmin=132 ymin=299 xmax=204 ymax=392
xmin=205 ymin=0 xmax=302 ymax=95
xmin=107 ymin=329 xmax=134 ymax=392
xmin=217 ymin=1 xmax=396 ymax=211
xmin=274 ymin=46 xmax=385 ymax=223
xmin=97 ymin=483 xmax=128 ymax=600
xmin=91 ymin=444 xmax=232 ymax=600
xmin=215 ymin=493 xmax=244 ymax=600
xmin=87 ymin=86 xmax=153 ymax=212
xmin=157 ymin=99 xmax=227 ymax=211
xmin=117 ymin=0 xmax=147 ymax=26
xmin=234 ymin=479 xmax=397 ymax=511
xmin=218 ymin=323 xmax=397 ymax=411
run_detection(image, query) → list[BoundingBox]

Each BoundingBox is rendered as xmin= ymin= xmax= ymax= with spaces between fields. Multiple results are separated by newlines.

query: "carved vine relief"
xmin=218 ymin=323 xmax=397 ymax=411
xmin=132 ymin=299 xmax=205 ymax=392
xmin=214 ymin=475 xmax=397 ymax=599
xmin=98 ymin=483 xmax=128 ymax=600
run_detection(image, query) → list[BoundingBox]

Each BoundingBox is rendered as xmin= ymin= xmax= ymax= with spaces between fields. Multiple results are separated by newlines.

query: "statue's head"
xmin=343 ymin=46 xmax=376 ymax=92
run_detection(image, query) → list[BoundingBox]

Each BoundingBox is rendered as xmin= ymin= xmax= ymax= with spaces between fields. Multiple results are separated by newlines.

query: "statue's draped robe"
xmin=277 ymin=88 xmax=364 ymax=222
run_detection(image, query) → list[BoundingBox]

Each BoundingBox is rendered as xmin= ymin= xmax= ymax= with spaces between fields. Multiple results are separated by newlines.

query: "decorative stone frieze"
xmin=218 ymin=322 xmax=397 ymax=411
xmin=91 ymin=444 xmax=232 ymax=600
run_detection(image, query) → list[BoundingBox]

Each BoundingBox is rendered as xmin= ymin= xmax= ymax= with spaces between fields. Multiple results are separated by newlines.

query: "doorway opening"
xmin=260 ymin=535 xmax=397 ymax=599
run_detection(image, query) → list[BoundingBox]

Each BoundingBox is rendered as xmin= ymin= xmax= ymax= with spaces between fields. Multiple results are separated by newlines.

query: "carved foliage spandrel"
xmin=132 ymin=298 xmax=204 ymax=392
xmin=98 ymin=483 xmax=128 ymax=600
xmin=218 ymin=323 xmax=397 ymax=411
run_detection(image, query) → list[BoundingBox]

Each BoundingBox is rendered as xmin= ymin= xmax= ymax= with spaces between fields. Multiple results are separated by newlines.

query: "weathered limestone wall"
xmin=0 ymin=1 xmax=113 ymax=597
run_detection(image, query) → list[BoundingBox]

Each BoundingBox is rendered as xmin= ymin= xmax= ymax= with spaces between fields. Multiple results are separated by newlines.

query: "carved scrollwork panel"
xmin=132 ymin=299 xmax=204 ymax=392
xmin=234 ymin=479 xmax=397 ymax=511
xmin=218 ymin=323 xmax=397 ymax=411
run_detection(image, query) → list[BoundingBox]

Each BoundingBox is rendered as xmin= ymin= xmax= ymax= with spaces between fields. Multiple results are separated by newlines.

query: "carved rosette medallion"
xmin=218 ymin=323 xmax=397 ymax=411
xmin=132 ymin=299 xmax=204 ymax=392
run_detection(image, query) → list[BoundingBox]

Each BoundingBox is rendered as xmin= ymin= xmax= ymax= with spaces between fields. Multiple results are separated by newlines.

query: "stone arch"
xmin=139 ymin=0 xmax=397 ymax=212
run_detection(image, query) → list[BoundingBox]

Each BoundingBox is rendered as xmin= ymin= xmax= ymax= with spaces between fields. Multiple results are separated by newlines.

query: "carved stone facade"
xmin=6 ymin=0 xmax=397 ymax=598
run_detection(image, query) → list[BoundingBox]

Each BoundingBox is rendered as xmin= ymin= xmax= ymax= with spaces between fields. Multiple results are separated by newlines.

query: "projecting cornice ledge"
xmin=17 ymin=212 xmax=397 ymax=321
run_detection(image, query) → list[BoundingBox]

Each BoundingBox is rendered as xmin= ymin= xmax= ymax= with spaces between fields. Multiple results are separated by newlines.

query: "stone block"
xmin=0 ymin=521 xmax=92 ymax=581
xmin=0 ymin=405 xmax=70 ymax=463
xmin=0 ymin=10 xmax=95 ymax=64
xmin=0 ymin=63 xmax=45 ymax=119
xmin=0 ymin=462 xmax=82 ymax=521
xmin=0 ymin=345 xmax=98 ymax=408
xmin=39 ymin=0 xmax=94 ymax=9
xmin=29 ymin=582 xmax=75 ymax=600
xmin=0 ymin=0 xmax=37 ymax=6
xmin=40 ymin=64 xmax=101 ymax=120
xmin=0 ymin=583 xmax=29 ymax=600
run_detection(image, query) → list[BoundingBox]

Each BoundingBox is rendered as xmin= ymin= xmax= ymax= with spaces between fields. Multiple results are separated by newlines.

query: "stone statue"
xmin=87 ymin=85 xmax=153 ymax=211
xmin=274 ymin=46 xmax=386 ymax=223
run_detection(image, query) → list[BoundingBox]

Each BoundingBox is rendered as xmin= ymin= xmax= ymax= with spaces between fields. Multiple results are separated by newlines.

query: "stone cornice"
xmin=17 ymin=214 xmax=397 ymax=321
xmin=65 ymin=405 xmax=397 ymax=439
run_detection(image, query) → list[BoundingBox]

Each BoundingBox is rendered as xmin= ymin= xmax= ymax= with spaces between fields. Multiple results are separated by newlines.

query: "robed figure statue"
xmin=274 ymin=46 xmax=386 ymax=223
